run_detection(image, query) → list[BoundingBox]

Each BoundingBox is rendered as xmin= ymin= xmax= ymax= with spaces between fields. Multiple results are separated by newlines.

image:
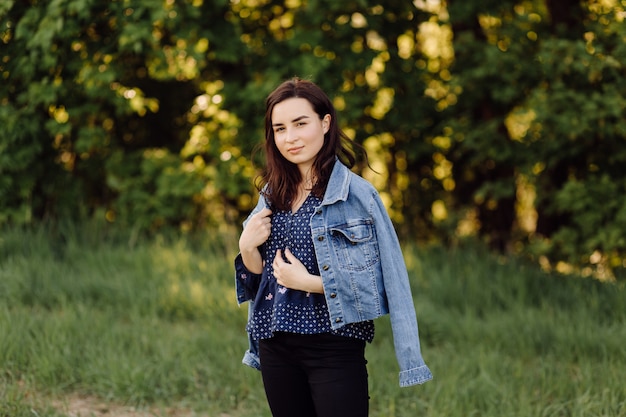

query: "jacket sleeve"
xmin=370 ymin=191 xmax=433 ymax=387
xmin=235 ymin=253 xmax=262 ymax=304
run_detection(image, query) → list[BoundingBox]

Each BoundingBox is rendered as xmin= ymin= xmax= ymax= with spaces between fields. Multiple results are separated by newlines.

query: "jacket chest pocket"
xmin=329 ymin=221 xmax=379 ymax=271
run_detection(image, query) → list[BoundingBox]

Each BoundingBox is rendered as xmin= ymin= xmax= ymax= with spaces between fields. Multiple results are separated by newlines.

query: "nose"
xmin=285 ymin=128 xmax=298 ymax=142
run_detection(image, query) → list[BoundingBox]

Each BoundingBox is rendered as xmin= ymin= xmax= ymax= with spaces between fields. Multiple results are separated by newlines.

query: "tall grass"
xmin=1 ymin=224 xmax=624 ymax=416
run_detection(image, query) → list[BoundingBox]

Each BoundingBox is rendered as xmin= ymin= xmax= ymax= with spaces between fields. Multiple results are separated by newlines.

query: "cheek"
xmin=273 ymin=134 xmax=286 ymax=148
xmin=315 ymin=129 xmax=327 ymax=146
xmin=274 ymin=137 xmax=291 ymax=157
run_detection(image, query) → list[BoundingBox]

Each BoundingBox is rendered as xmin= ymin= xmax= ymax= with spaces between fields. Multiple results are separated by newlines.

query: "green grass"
xmin=1 ymin=224 xmax=624 ymax=416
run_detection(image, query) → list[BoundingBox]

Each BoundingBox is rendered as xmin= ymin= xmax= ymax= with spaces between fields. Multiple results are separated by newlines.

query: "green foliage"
xmin=2 ymin=0 xmax=626 ymax=276
xmin=438 ymin=0 xmax=626 ymax=275
xmin=549 ymin=175 xmax=626 ymax=270
xmin=515 ymin=7 xmax=626 ymax=275
xmin=105 ymin=148 xmax=205 ymax=230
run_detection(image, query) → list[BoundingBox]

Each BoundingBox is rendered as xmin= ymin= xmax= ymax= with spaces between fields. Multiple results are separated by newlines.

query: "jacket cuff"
xmin=242 ymin=350 xmax=261 ymax=371
xmin=399 ymin=365 xmax=433 ymax=387
xmin=235 ymin=253 xmax=262 ymax=304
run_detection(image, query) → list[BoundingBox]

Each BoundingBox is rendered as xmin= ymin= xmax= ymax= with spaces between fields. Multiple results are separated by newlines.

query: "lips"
xmin=288 ymin=146 xmax=304 ymax=154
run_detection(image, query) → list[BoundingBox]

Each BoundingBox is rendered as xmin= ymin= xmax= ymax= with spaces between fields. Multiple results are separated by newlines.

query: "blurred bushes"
xmin=1 ymin=0 xmax=625 ymax=277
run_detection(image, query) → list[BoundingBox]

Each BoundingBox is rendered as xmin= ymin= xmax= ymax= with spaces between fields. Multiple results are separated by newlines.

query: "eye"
xmin=274 ymin=126 xmax=285 ymax=133
xmin=296 ymin=121 xmax=306 ymax=127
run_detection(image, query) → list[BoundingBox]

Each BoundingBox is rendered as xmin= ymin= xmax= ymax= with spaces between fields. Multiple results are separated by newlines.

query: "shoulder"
xmin=342 ymin=171 xmax=384 ymax=217
xmin=346 ymin=170 xmax=378 ymax=198
xmin=324 ymin=160 xmax=380 ymax=205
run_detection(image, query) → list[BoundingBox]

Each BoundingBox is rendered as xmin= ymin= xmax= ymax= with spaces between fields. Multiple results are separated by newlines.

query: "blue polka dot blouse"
xmin=247 ymin=193 xmax=374 ymax=342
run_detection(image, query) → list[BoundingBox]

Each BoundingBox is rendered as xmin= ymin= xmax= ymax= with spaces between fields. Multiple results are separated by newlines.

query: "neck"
xmin=299 ymin=167 xmax=316 ymax=191
xmin=301 ymin=177 xmax=314 ymax=191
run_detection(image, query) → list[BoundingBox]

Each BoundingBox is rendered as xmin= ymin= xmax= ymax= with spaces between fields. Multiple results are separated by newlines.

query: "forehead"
xmin=271 ymin=97 xmax=316 ymax=123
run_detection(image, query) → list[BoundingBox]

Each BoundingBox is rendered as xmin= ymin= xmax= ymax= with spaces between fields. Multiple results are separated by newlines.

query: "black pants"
xmin=259 ymin=332 xmax=369 ymax=417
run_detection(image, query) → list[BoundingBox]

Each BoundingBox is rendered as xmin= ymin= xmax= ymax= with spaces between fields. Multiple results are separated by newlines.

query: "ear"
xmin=322 ymin=114 xmax=331 ymax=134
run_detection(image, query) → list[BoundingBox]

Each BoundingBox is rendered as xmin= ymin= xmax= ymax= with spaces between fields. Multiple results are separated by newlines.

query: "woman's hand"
xmin=273 ymin=248 xmax=324 ymax=294
xmin=239 ymin=207 xmax=273 ymax=274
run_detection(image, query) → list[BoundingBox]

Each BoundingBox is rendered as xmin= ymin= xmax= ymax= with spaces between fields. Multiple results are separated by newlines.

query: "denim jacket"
xmin=235 ymin=160 xmax=432 ymax=387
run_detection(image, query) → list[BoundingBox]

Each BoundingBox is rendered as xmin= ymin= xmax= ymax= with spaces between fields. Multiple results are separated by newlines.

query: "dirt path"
xmin=51 ymin=394 xmax=232 ymax=417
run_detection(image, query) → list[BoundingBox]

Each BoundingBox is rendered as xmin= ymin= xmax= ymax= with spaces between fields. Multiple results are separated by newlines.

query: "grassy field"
xmin=1 ymin=223 xmax=625 ymax=417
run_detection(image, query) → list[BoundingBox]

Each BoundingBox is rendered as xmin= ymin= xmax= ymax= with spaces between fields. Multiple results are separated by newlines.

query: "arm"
xmin=370 ymin=192 xmax=433 ymax=387
xmin=235 ymin=197 xmax=271 ymax=304
xmin=238 ymin=207 xmax=273 ymax=274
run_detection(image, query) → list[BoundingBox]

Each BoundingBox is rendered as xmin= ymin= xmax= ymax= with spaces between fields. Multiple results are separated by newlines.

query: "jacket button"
xmin=322 ymin=264 xmax=329 ymax=271
xmin=316 ymin=209 xmax=322 ymax=214
xmin=335 ymin=317 xmax=343 ymax=323
xmin=317 ymin=236 xmax=324 ymax=241
xmin=330 ymin=292 xmax=337 ymax=298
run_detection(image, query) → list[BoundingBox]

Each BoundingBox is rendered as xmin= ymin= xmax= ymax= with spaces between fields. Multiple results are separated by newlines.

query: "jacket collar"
xmin=321 ymin=158 xmax=351 ymax=205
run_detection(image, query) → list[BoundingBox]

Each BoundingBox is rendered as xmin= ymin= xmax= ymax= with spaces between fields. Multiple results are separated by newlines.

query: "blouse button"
xmin=322 ymin=264 xmax=329 ymax=271
xmin=317 ymin=235 xmax=324 ymax=241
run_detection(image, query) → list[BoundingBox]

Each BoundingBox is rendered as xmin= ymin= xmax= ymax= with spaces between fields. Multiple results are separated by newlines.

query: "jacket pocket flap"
xmin=330 ymin=222 xmax=373 ymax=243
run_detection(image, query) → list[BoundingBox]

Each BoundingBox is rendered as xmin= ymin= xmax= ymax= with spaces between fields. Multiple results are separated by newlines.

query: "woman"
xmin=235 ymin=77 xmax=432 ymax=417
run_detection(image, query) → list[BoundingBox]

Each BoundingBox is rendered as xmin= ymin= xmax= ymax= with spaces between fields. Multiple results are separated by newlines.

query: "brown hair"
xmin=257 ymin=77 xmax=357 ymax=211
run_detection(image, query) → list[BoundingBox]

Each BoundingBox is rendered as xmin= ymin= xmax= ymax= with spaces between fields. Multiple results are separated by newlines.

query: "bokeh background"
xmin=2 ymin=0 xmax=626 ymax=279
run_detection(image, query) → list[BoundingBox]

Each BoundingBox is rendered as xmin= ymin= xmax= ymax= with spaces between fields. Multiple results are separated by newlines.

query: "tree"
xmin=1 ymin=0 xmax=625 ymax=278
xmin=437 ymin=0 xmax=626 ymax=277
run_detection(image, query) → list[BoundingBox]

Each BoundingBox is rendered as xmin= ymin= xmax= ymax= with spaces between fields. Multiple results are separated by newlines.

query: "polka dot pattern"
xmin=247 ymin=193 xmax=374 ymax=342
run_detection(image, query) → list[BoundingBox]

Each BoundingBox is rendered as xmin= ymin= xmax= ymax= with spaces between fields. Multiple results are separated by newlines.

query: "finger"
xmin=259 ymin=207 xmax=273 ymax=218
xmin=272 ymin=254 xmax=282 ymax=276
xmin=283 ymin=248 xmax=295 ymax=262
xmin=257 ymin=214 xmax=271 ymax=228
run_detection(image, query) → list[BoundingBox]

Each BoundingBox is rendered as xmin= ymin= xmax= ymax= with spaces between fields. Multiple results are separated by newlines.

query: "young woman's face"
xmin=271 ymin=97 xmax=330 ymax=176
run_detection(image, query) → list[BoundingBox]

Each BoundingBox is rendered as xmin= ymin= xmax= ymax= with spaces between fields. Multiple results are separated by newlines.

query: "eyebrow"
xmin=272 ymin=115 xmax=310 ymax=127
